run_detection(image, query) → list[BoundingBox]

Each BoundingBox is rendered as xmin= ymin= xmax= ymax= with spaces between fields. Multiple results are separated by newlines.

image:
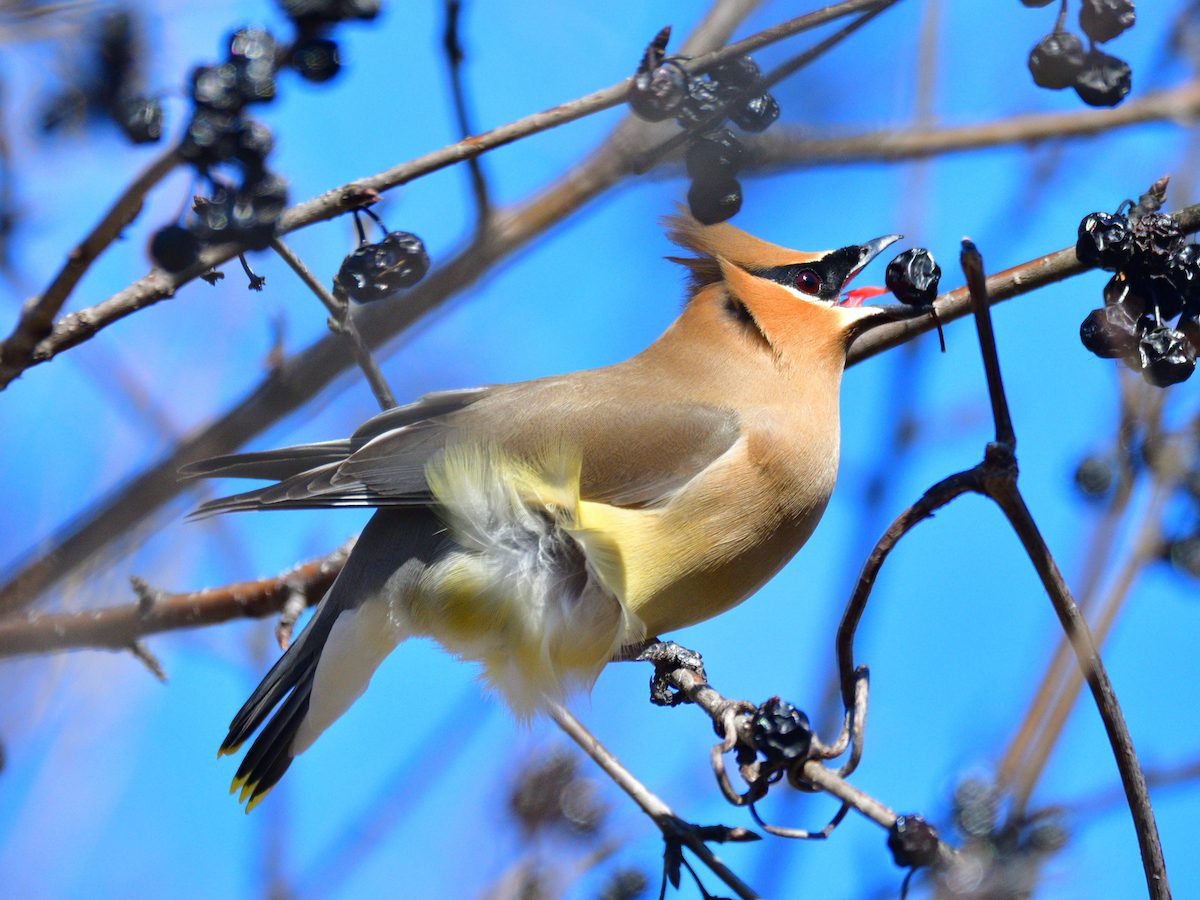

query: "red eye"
xmin=794 ymin=269 xmax=821 ymax=294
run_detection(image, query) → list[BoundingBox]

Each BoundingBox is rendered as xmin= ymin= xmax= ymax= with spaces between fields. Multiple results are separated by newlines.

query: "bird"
xmin=184 ymin=213 xmax=924 ymax=811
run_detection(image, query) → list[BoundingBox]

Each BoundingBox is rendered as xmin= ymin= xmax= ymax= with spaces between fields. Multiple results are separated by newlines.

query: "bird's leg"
xmin=615 ymin=638 xmax=708 ymax=707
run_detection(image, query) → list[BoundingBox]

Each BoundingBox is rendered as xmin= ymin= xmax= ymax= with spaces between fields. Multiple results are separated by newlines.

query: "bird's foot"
xmin=629 ymin=639 xmax=707 ymax=707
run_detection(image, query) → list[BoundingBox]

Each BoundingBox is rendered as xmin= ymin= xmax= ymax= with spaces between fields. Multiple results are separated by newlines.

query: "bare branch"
xmin=0 ymin=146 xmax=181 ymax=387
xmin=0 ymin=541 xmax=353 ymax=657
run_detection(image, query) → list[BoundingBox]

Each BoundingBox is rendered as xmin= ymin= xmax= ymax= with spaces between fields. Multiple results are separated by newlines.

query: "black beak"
xmin=843 ymin=234 xmax=903 ymax=286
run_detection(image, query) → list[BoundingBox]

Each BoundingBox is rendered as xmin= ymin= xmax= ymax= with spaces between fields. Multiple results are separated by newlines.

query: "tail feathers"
xmin=219 ymin=616 xmax=327 ymax=756
xmin=230 ymin=668 xmax=316 ymax=813
xmin=181 ymin=442 xmax=352 ymax=482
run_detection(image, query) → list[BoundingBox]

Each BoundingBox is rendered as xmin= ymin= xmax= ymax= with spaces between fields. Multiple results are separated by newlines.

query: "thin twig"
xmin=0 ymin=146 xmax=181 ymax=387
xmin=270 ymin=237 xmax=397 ymax=410
xmin=442 ymin=0 xmax=490 ymax=225
xmin=548 ymin=702 xmax=762 ymax=900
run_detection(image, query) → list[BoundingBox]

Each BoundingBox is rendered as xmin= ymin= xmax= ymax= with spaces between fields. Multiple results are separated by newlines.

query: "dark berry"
xmin=687 ymin=175 xmax=742 ymax=225
xmin=149 ymin=225 xmax=201 ymax=273
xmin=953 ymin=779 xmax=999 ymax=838
xmin=1080 ymin=304 xmax=1140 ymax=358
xmin=278 ymin=0 xmax=378 ymax=25
xmin=1169 ymin=535 xmax=1200 ymax=578
xmin=337 ymin=231 xmax=430 ymax=302
xmin=731 ymin=93 xmax=780 ymax=133
xmin=1076 ymin=211 xmax=1133 ymax=271
xmin=229 ymin=27 xmax=277 ymax=65
xmin=235 ymin=118 xmax=274 ymax=171
xmin=1074 ymin=454 xmax=1115 ymax=498
xmin=1021 ymin=0 xmax=1056 ymax=5
xmin=1079 ymin=0 xmax=1136 ymax=44
xmin=888 ymin=815 xmax=940 ymax=869
xmin=1138 ymin=324 xmax=1196 ymax=387
xmin=1028 ymin=31 xmax=1086 ymax=90
xmin=1131 ymin=212 xmax=1184 ymax=262
xmin=116 ymin=96 xmax=162 ymax=144
xmin=231 ymin=171 xmax=289 ymax=249
xmin=1164 ymin=244 xmax=1200 ymax=306
xmin=291 ymin=37 xmax=341 ymax=82
xmin=1127 ymin=269 xmax=1186 ymax=320
xmin=191 ymin=63 xmax=243 ymax=112
xmin=233 ymin=56 xmax=276 ymax=105
xmin=885 ymin=248 xmax=941 ymax=306
xmin=711 ymin=55 xmax=762 ymax=91
xmin=1074 ymin=50 xmax=1131 ymax=107
xmin=749 ymin=697 xmax=813 ymax=765
xmin=676 ymin=77 xmax=723 ymax=130
xmin=1025 ymin=821 xmax=1069 ymax=853
xmin=341 ymin=0 xmax=381 ymax=20
xmin=629 ymin=61 xmax=689 ymax=122
xmin=193 ymin=184 xmax=237 ymax=242
xmin=1103 ymin=272 xmax=1135 ymax=308
xmin=180 ymin=108 xmax=240 ymax=167
xmin=685 ymin=128 xmax=745 ymax=181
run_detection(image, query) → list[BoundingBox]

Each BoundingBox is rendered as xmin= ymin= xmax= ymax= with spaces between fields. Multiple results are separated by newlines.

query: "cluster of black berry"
xmin=278 ymin=0 xmax=381 ymax=83
xmin=41 ymin=9 xmax=163 ymax=145
xmin=628 ymin=28 xmax=781 ymax=225
xmin=1024 ymin=0 xmax=1135 ymax=107
xmin=1076 ymin=208 xmax=1198 ymax=387
xmin=335 ymin=209 xmax=429 ymax=303
xmin=148 ymin=3 xmax=389 ymax=277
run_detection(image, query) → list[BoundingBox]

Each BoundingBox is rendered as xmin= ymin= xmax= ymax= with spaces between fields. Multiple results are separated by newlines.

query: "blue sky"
xmin=1 ymin=1 xmax=1198 ymax=897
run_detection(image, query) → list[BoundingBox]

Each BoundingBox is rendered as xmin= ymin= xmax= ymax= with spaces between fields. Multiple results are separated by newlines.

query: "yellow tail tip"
xmin=230 ymin=774 xmax=248 ymax=796
xmin=217 ymin=742 xmax=241 ymax=759
xmin=244 ymin=788 xmax=270 ymax=814
xmin=238 ymin=779 xmax=258 ymax=804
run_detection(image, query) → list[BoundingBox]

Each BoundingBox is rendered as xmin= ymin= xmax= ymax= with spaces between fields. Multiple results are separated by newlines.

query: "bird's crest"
xmin=665 ymin=212 xmax=826 ymax=297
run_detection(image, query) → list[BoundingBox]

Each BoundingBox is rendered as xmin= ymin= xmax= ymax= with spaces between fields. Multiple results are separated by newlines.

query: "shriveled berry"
xmin=228 ymin=27 xmax=277 ymax=64
xmin=1080 ymin=305 xmax=1140 ymax=358
xmin=337 ymin=231 xmax=430 ymax=302
xmin=1021 ymin=0 xmax=1056 ymax=6
xmin=677 ymin=77 xmax=723 ymax=130
xmin=235 ymin=118 xmax=274 ymax=170
xmin=1139 ymin=324 xmax=1196 ymax=386
xmin=193 ymin=184 xmax=237 ymax=241
xmin=888 ymin=815 xmax=940 ymax=869
xmin=1169 ymin=535 xmax=1200 ymax=578
xmin=149 ymin=225 xmax=201 ymax=273
xmin=1131 ymin=211 xmax=1184 ymax=262
xmin=1074 ymin=49 xmax=1131 ymax=107
xmin=685 ymin=128 xmax=745 ymax=181
xmin=629 ymin=61 xmax=689 ymax=122
xmin=886 ymin=248 xmax=941 ymax=305
xmin=712 ymin=55 xmax=762 ymax=91
xmin=730 ymin=93 xmax=780 ymax=133
xmin=1127 ymin=269 xmax=1186 ymax=320
xmin=116 ymin=96 xmax=162 ymax=144
xmin=1028 ymin=31 xmax=1086 ymax=90
xmin=687 ymin=175 xmax=742 ymax=225
xmin=180 ymin=108 xmax=240 ymax=167
xmin=749 ymin=697 xmax=812 ymax=765
xmin=1164 ymin=244 xmax=1200 ymax=306
xmin=191 ymin=63 xmax=243 ymax=112
xmin=1076 ymin=211 xmax=1133 ymax=271
xmin=1074 ymin=454 xmax=1115 ymax=498
xmin=291 ymin=37 xmax=341 ymax=83
xmin=953 ymin=779 xmax=999 ymax=838
xmin=1079 ymin=0 xmax=1136 ymax=44
xmin=232 ymin=171 xmax=289 ymax=249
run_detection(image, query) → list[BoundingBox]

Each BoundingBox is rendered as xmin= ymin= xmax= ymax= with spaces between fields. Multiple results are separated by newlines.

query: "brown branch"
xmin=750 ymin=79 xmax=1200 ymax=170
xmin=0 ymin=146 xmax=181 ymax=387
xmin=0 ymin=541 xmax=352 ymax=656
xmin=549 ymin=702 xmax=762 ymax=900
xmin=0 ymin=0 xmax=890 ymax=387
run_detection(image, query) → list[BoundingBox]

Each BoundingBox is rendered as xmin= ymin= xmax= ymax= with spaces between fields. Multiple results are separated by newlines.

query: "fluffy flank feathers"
xmin=418 ymin=444 xmax=641 ymax=714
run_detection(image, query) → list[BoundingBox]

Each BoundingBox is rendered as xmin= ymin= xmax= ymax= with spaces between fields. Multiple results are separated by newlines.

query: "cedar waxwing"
xmin=185 ymin=214 xmax=923 ymax=811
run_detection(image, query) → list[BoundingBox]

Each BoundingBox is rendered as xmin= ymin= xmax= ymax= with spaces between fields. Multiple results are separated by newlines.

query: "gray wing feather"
xmin=188 ymin=380 xmax=740 ymax=517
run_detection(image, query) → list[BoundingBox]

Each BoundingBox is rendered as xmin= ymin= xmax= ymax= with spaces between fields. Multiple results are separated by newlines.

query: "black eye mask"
xmin=749 ymin=246 xmax=867 ymax=303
